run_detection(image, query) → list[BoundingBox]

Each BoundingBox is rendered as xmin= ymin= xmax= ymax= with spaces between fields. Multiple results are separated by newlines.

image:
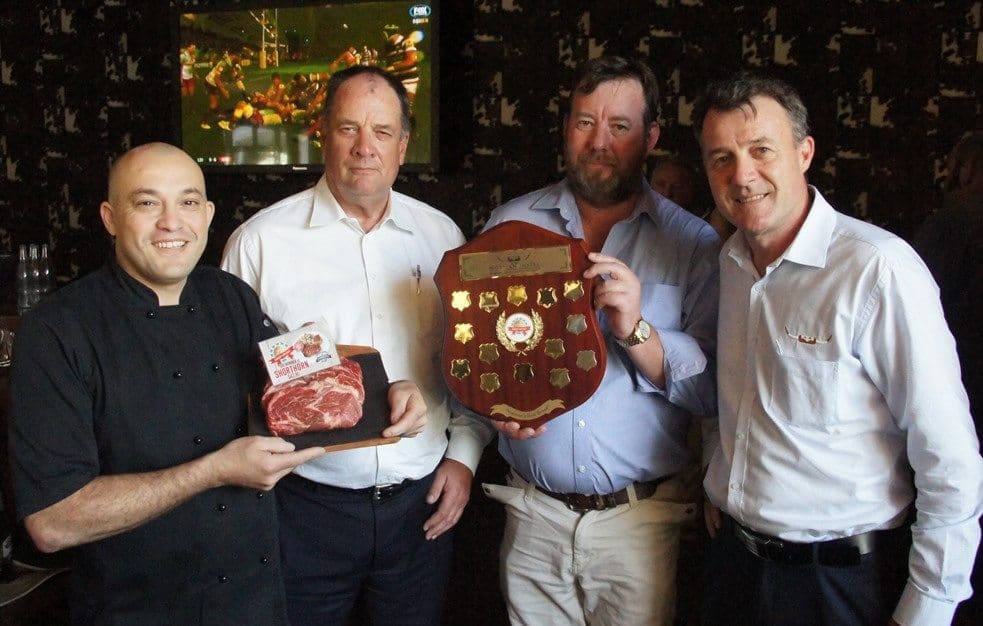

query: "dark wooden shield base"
xmin=435 ymin=220 xmax=607 ymax=429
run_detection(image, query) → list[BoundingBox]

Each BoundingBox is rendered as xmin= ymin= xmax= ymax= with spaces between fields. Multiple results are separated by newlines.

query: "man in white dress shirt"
xmin=222 ymin=65 xmax=493 ymax=625
xmin=696 ymin=71 xmax=983 ymax=626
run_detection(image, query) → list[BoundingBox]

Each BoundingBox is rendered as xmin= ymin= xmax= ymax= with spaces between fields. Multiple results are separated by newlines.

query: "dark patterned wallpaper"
xmin=0 ymin=2 xmax=980 ymax=624
xmin=0 ymin=1 xmax=980 ymax=287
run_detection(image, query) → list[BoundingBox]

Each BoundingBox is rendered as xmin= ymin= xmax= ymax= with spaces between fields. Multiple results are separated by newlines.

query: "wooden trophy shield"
xmin=434 ymin=220 xmax=607 ymax=429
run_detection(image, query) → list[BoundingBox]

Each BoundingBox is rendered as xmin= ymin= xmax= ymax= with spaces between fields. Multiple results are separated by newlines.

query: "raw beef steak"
xmin=263 ymin=357 xmax=365 ymax=436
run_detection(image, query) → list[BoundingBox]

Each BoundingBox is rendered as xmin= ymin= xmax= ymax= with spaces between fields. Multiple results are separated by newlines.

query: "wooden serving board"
xmin=249 ymin=345 xmax=400 ymax=452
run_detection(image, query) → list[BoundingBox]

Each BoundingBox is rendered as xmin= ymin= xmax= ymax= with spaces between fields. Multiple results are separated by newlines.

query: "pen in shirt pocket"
xmin=412 ymin=264 xmax=422 ymax=295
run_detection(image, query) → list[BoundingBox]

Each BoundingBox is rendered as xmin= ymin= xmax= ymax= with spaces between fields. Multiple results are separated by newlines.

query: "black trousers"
xmin=701 ymin=517 xmax=910 ymax=626
xmin=277 ymin=471 xmax=453 ymax=626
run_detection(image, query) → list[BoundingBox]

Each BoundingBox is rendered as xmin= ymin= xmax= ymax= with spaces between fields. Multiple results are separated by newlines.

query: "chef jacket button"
xmin=187 ymin=305 xmax=197 ymax=313
xmin=172 ymin=370 xmax=183 ymax=379
xmin=218 ymin=575 xmax=228 ymax=583
xmin=256 ymin=491 xmax=265 ymax=499
xmin=193 ymin=436 xmax=203 ymax=445
xmin=146 ymin=311 xmax=157 ymax=319
xmin=260 ymin=555 xmax=270 ymax=564
xmin=212 ymin=363 xmax=221 ymax=371
xmin=262 ymin=319 xmax=272 ymax=327
xmin=235 ymin=425 xmax=246 ymax=435
xmin=216 ymin=503 xmax=227 ymax=512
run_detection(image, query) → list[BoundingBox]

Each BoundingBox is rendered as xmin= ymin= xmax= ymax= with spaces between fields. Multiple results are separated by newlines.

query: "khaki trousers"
xmin=483 ymin=471 xmax=698 ymax=626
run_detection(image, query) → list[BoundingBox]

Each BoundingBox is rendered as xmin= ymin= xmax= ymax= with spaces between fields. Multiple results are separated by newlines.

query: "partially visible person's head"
xmin=319 ymin=66 xmax=411 ymax=211
xmin=649 ymin=156 xmax=698 ymax=210
xmin=100 ymin=143 xmax=214 ymax=304
xmin=564 ymin=56 xmax=661 ymax=208
xmin=945 ymin=130 xmax=983 ymax=196
xmin=695 ymin=72 xmax=814 ymax=250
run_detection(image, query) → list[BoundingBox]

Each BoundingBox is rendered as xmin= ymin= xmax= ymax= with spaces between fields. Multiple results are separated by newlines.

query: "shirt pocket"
xmin=765 ymin=353 xmax=839 ymax=430
xmin=411 ymin=274 xmax=444 ymax=341
xmin=641 ymin=282 xmax=682 ymax=330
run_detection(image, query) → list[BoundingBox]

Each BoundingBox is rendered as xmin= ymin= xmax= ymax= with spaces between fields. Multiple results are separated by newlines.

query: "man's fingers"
xmin=382 ymin=413 xmax=426 ymax=438
xmin=254 ymin=436 xmax=297 ymax=454
xmin=491 ymin=419 xmax=545 ymax=439
xmin=424 ymin=508 xmax=463 ymax=540
xmin=265 ymin=445 xmax=325 ymax=471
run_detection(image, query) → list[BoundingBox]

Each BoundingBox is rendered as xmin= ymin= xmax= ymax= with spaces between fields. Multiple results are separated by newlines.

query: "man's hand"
xmin=209 ymin=436 xmax=326 ymax=491
xmin=423 ymin=458 xmax=472 ymax=540
xmin=491 ymin=418 xmax=547 ymax=440
xmin=704 ymin=496 xmax=722 ymax=538
xmin=584 ymin=251 xmax=667 ymax=387
xmin=584 ymin=251 xmax=643 ymax=340
xmin=383 ymin=380 xmax=428 ymax=438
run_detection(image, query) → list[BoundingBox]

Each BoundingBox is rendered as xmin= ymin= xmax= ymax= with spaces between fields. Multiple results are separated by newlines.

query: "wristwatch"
xmin=615 ymin=318 xmax=651 ymax=348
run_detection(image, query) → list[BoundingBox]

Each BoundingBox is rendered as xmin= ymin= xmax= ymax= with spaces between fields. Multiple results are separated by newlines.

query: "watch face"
xmin=617 ymin=319 xmax=650 ymax=347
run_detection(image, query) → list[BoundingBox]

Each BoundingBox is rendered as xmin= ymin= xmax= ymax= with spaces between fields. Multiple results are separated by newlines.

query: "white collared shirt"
xmin=704 ymin=188 xmax=983 ymax=625
xmin=222 ymin=176 xmax=494 ymax=487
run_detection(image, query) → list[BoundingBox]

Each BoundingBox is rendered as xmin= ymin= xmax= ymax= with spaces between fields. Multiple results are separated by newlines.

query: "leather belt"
xmin=536 ymin=476 xmax=668 ymax=512
xmin=369 ymin=481 xmax=412 ymax=501
xmin=729 ymin=516 xmax=909 ymax=567
xmin=285 ymin=472 xmax=415 ymax=502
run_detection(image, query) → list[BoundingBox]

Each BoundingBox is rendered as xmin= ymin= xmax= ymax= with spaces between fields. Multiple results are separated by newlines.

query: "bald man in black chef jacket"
xmin=8 ymin=142 xmax=325 ymax=625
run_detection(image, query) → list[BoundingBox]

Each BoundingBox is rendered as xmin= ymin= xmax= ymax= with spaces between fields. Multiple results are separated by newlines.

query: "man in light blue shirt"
xmin=481 ymin=55 xmax=719 ymax=626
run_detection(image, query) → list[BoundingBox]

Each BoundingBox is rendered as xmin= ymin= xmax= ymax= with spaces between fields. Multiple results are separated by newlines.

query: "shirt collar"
xmin=527 ymin=177 xmax=658 ymax=234
xmin=781 ymin=186 xmax=835 ymax=269
xmin=309 ymin=175 xmax=413 ymax=234
xmin=724 ymin=185 xmax=836 ymax=273
xmin=108 ymin=256 xmax=200 ymax=306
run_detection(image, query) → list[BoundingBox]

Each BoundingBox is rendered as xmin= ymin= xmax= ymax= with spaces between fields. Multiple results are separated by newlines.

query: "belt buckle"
xmin=760 ymin=537 xmax=788 ymax=562
xmin=736 ymin=524 xmax=785 ymax=562
xmin=372 ymin=484 xmax=398 ymax=501
xmin=565 ymin=493 xmax=606 ymax=513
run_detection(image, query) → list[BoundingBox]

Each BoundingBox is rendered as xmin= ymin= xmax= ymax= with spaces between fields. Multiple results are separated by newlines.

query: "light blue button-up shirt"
xmin=485 ymin=179 xmax=719 ymax=494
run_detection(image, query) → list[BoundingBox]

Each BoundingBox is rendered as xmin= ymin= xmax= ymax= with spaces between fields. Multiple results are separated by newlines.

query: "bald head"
xmin=107 ymin=143 xmax=204 ymax=207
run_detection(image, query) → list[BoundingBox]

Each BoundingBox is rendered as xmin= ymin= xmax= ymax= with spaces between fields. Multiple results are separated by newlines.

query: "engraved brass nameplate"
xmin=459 ymin=245 xmax=573 ymax=281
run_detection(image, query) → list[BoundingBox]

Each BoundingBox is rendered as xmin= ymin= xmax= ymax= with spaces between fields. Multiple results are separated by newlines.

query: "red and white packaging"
xmin=259 ymin=319 xmax=340 ymax=386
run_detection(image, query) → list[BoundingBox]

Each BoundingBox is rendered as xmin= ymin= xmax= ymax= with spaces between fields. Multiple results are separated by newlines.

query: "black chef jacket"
xmin=10 ymin=261 xmax=286 ymax=625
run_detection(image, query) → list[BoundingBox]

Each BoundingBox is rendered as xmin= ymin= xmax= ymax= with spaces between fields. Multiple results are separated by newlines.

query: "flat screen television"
xmin=175 ymin=0 xmax=438 ymax=173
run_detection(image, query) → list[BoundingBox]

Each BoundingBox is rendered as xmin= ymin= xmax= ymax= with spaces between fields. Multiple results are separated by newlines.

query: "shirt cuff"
xmin=892 ymin=580 xmax=957 ymax=626
xmin=445 ymin=417 xmax=495 ymax=475
xmin=657 ymin=328 xmax=708 ymax=383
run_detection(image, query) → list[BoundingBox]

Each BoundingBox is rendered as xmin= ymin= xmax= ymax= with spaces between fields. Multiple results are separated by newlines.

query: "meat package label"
xmin=259 ymin=320 xmax=341 ymax=386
